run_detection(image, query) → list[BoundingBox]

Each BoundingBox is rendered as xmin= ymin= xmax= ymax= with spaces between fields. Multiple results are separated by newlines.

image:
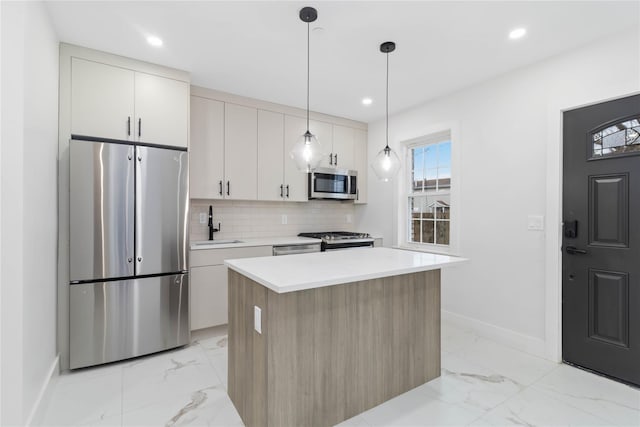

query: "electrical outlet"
xmin=254 ymin=306 xmax=262 ymax=334
xmin=346 ymin=214 xmax=352 ymax=223
xmin=199 ymin=213 xmax=207 ymax=224
xmin=281 ymin=214 xmax=288 ymax=225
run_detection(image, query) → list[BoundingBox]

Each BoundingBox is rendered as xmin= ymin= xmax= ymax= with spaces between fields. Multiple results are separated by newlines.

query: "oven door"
xmin=309 ymin=168 xmax=357 ymax=200
xmin=323 ymin=240 xmax=374 ymax=251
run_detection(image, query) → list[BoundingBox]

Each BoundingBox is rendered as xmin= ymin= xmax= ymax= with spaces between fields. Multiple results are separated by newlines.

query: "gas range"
xmin=298 ymin=231 xmax=375 ymax=251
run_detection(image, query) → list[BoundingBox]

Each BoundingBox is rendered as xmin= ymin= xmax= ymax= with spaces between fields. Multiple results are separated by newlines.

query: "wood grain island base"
xmin=228 ymin=268 xmax=442 ymax=427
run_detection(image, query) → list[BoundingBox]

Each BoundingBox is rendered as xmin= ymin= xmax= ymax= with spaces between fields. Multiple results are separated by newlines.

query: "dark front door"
xmin=562 ymin=94 xmax=640 ymax=386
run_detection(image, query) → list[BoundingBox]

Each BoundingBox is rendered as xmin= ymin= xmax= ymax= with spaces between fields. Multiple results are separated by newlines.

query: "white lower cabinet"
xmin=190 ymin=265 xmax=228 ymax=330
xmin=189 ymin=246 xmax=272 ymax=330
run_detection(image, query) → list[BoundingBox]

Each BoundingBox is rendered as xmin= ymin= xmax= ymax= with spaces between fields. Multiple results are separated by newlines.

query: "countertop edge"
xmin=225 ymin=252 xmax=468 ymax=294
xmin=190 ymin=236 xmax=322 ymax=250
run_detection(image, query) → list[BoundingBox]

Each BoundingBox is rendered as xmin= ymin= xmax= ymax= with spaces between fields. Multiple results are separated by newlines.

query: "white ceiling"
xmin=44 ymin=1 xmax=639 ymax=123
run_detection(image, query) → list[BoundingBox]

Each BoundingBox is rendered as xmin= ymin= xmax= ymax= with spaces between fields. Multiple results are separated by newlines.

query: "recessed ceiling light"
xmin=146 ymin=35 xmax=163 ymax=47
xmin=509 ymin=28 xmax=527 ymax=40
xmin=362 ymin=97 xmax=373 ymax=106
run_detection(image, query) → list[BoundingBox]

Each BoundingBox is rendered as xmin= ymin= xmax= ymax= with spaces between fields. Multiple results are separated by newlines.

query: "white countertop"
xmin=190 ymin=236 xmax=321 ymax=250
xmin=225 ymin=247 xmax=467 ymax=293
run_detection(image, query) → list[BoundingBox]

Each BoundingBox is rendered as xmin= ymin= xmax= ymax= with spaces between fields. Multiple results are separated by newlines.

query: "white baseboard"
xmin=26 ymin=354 xmax=59 ymax=426
xmin=442 ymin=310 xmax=549 ymax=360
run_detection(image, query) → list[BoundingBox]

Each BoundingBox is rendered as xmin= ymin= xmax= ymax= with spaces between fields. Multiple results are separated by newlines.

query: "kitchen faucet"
xmin=208 ymin=205 xmax=220 ymax=240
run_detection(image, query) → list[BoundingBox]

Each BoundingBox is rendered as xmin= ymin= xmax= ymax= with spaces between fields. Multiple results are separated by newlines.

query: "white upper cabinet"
xmin=71 ymin=58 xmax=135 ymax=141
xmin=190 ymin=96 xmax=224 ymax=199
xmin=257 ymin=110 xmax=285 ymax=201
xmin=284 ymin=115 xmax=311 ymax=202
xmin=257 ymin=110 xmax=310 ymax=202
xmin=224 ymin=103 xmax=258 ymax=200
xmin=190 ymin=98 xmax=259 ymax=201
xmin=309 ymin=120 xmax=334 ymax=169
xmin=308 ymin=120 xmax=357 ymax=171
xmin=70 ymin=57 xmax=189 ymax=148
xmin=189 ymin=87 xmax=367 ymax=203
xmin=134 ymin=72 xmax=189 ymax=147
xmin=332 ymin=125 xmax=356 ymax=170
xmin=354 ymin=129 xmax=368 ymax=204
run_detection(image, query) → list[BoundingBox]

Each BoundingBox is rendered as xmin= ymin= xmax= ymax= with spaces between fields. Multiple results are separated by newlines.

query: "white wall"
xmin=356 ymin=29 xmax=640 ymax=358
xmin=1 ymin=1 xmax=59 ymax=424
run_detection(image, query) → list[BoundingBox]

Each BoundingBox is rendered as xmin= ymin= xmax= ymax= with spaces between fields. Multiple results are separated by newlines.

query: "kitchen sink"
xmin=193 ymin=240 xmax=243 ymax=246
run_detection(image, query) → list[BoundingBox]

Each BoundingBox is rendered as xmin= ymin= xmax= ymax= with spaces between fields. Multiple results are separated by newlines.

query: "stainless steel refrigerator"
xmin=69 ymin=137 xmax=189 ymax=369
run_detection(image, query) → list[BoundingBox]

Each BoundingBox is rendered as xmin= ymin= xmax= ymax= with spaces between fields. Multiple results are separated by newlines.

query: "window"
xmin=591 ymin=116 xmax=640 ymax=158
xmin=407 ymin=136 xmax=451 ymax=246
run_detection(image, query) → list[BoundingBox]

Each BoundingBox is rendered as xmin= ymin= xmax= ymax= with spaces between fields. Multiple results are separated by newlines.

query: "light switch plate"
xmin=199 ymin=213 xmax=207 ymax=224
xmin=527 ymin=215 xmax=544 ymax=231
xmin=254 ymin=306 xmax=262 ymax=334
xmin=281 ymin=214 xmax=287 ymax=225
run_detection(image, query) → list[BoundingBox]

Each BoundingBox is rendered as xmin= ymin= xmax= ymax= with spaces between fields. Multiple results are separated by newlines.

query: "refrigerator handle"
xmin=127 ymin=146 xmax=135 ymax=275
xmin=135 ymin=146 xmax=143 ymax=271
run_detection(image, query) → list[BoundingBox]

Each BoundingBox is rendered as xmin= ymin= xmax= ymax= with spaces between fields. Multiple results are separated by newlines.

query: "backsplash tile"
xmin=190 ymin=200 xmax=355 ymax=241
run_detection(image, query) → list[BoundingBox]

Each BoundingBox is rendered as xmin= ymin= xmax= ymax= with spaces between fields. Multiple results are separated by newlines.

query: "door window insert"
xmin=591 ymin=116 xmax=640 ymax=158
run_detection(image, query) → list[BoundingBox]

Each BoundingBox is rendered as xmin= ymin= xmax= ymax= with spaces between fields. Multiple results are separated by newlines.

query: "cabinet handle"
xmin=286 ymin=185 xmax=290 ymax=198
xmin=218 ymin=180 xmax=223 ymax=196
xmin=138 ymin=118 xmax=141 ymax=137
xmin=127 ymin=116 xmax=131 ymax=136
xmin=334 ymin=153 xmax=338 ymax=166
xmin=226 ymin=181 xmax=230 ymax=196
xmin=356 ymin=189 xmax=359 ymax=201
xmin=280 ymin=184 xmax=284 ymax=198
xmin=329 ymin=153 xmax=333 ymax=165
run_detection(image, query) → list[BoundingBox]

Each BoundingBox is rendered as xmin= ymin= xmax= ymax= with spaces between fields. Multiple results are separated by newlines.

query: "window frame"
xmin=398 ymin=129 xmax=459 ymax=255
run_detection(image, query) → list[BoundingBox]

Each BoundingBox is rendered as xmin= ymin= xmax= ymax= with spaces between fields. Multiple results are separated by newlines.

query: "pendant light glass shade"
xmin=290 ymin=130 xmax=323 ymax=172
xmin=371 ymin=41 xmax=401 ymax=182
xmin=372 ymin=145 xmax=401 ymax=182
xmin=290 ymin=6 xmax=324 ymax=172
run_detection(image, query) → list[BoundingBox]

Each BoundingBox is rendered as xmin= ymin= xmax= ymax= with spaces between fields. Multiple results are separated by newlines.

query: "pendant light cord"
xmin=306 ymin=21 xmax=310 ymax=132
xmin=385 ymin=50 xmax=389 ymax=150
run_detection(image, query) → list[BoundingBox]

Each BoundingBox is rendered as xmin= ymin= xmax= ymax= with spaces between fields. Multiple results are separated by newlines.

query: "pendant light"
xmin=371 ymin=41 xmax=401 ymax=182
xmin=290 ymin=6 xmax=323 ymax=173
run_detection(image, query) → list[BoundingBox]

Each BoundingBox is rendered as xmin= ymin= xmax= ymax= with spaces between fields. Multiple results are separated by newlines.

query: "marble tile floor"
xmin=38 ymin=321 xmax=639 ymax=427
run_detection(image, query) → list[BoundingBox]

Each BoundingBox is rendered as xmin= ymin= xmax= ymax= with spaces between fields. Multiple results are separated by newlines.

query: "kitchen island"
xmin=225 ymin=247 xmax=466 ymax=427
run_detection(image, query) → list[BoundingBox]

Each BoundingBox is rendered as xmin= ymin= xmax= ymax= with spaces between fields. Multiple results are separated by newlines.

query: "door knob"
xmin=565 ymin=246 xmax=587 ymax=255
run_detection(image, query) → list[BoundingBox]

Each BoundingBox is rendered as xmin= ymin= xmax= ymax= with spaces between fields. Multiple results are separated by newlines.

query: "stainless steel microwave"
xmin=308 ymin=167 xmax=357 ymax=200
